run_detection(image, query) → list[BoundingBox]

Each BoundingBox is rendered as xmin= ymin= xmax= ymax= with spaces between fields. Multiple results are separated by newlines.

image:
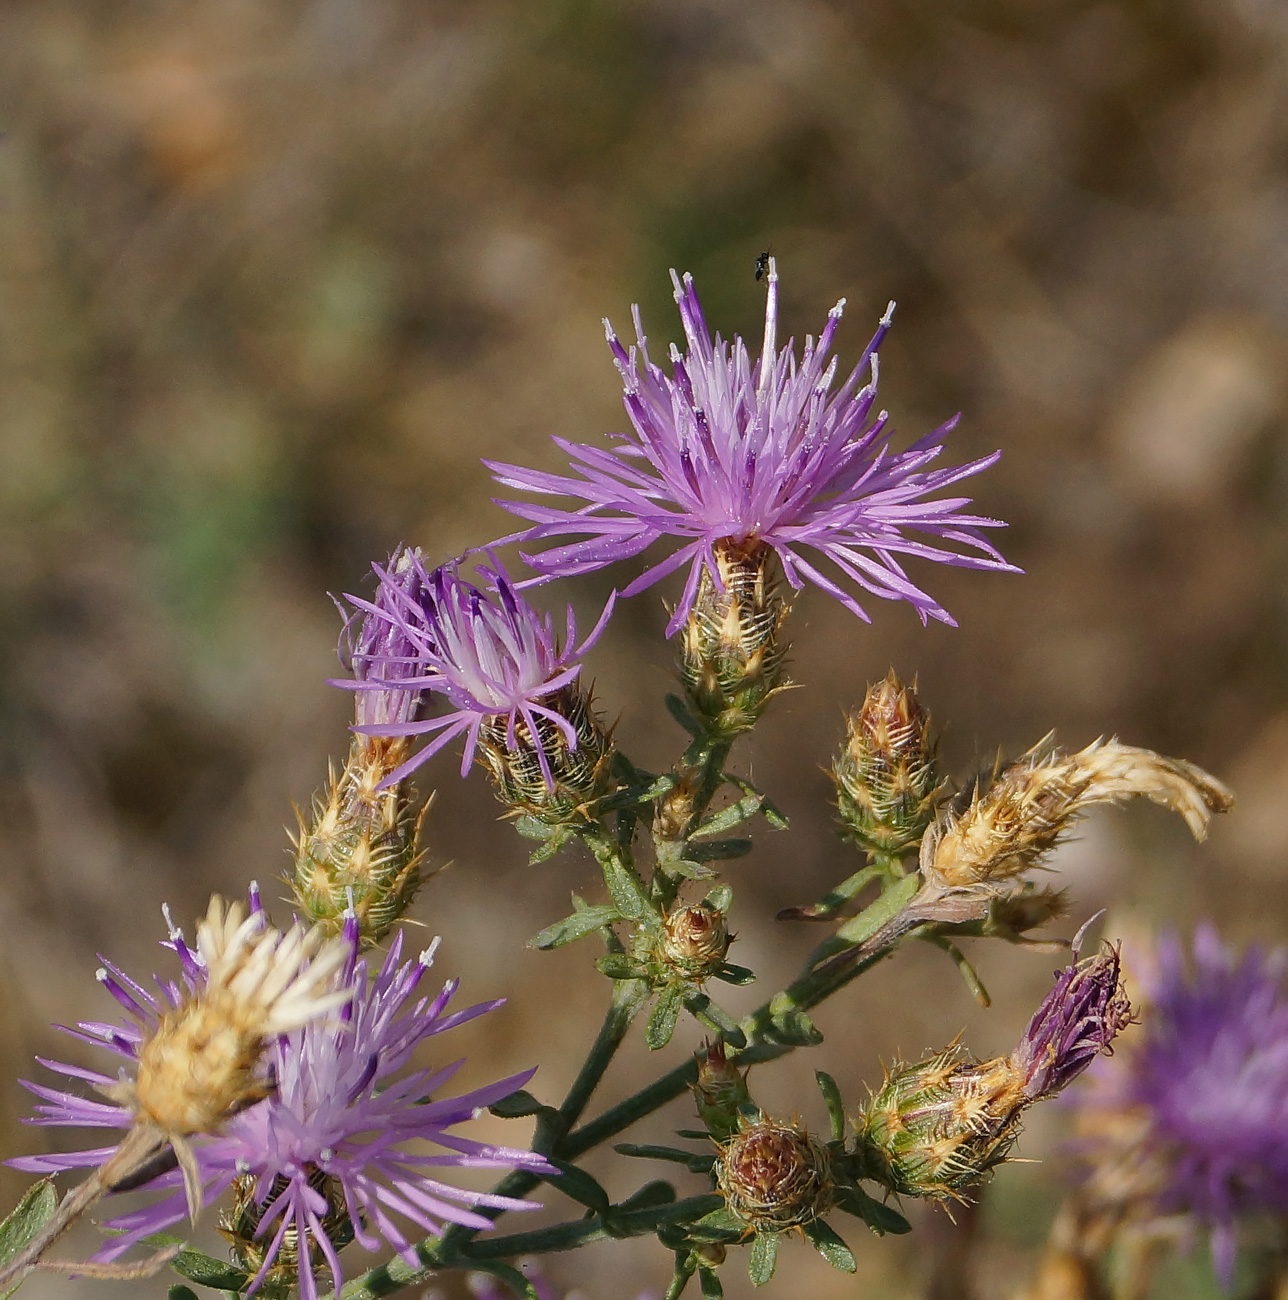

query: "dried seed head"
xmin=715 ymin=1116 xmax=833 ymax=1232
xmin=833 ymin=671 xmax=939 ymax=855
xmin=924 ymin=737 xmax=1233 ymax=889
xmin=127 ymin=898 xmax=351 ymax=1139
xmin=679 ymin=538 xmax=791 ymax=735
xmin=660 ymin=902 xmax=731 ymax=977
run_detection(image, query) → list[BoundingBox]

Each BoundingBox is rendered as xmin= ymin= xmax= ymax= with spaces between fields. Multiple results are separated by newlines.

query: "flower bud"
xmin=1011 ymin=942 xmax=1132 ymax=1102
xmin=855 ymin=1048 xmax=1024 ymax=1200
xmin=220 ymin=1169 xmax=353 ymax=1299
xmin=476 ymin=681 xmax=614 ymax=824
xmin=715 ymin=1116 xmax=833 ymax=1232
xmin=693 ymin=1039 xmax=753 ymax=1141
xmin=856 ymin=943 xmax=1131 ymax=1200
xmin=661 ymin=902 xmax=731 ymax=977
xmin=678 ymin=539 xmax=790 ymax=735
xmin=291 ymin=737 xmax=426 ymax=945
xmin=924 ymin=737 xmax=1232 ymax=890
xmin=833 ymin=671 xmax=938 ymax=855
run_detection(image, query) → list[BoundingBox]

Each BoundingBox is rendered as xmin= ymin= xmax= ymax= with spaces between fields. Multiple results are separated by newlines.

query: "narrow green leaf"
xmin=833 ymin=1184 xmax=912 ymax=1235
xmin=704 ymin=884 xmax=734 ymax=913
xmin=723 ymin=774 xmax=789 ymax=829
xmin=690 ymin=1206 xmax=747 ymax=1241
xmin=164 ymin=1246 xmax=248 ymax=1292
xmin=596 ymin=954 xmax=650 ymax=980
xmin=683 ymin=992 xmax=747 ymax=1049
xmin=487 ymin=1089 xmax=550 ymax=1118
xmin=698 ymin=1265 xmax=725 ymax=1298
xmin=666 ymin=858 xmax=717 ymax=881
xmin=804 ymin=1219 xmax=856 ymax=1272
xmin=168 ymin=1289 xmax=200 ymax=1300
xmin=613 ymin=1180 xmax=677 ymax=1214
xmin=0 ymin=1178 xmax=57 ymax=1298
xmin=595 ymin=850 xmax=652 ymax=921
xmin=666 ymin=694 xmax=703 ymax=738
xmin=598 ymin=773 xmax=676 ymax=812
xmin=527 ymin=829 xmax=573 ymax=866
xmin=664 ymin=1254 xmax=697 ymax=1300
xmin=763 ymin=1003 xmax=823 ymax=1047
xmin=713 ymin=963 xmax=756 ymax=986
xmin=691 ymin=793 xmax=763 ymax=838
xmin=833 ymin=874 xmax=920 ymax=947
xmin=646 ymin=983 xmax=684 ymax=1050
xmin=815 ymin=1070 xmax=846 ymax=1142
xmin=529 ymin=905 xmax=619 ymax=950
xmin=748 ymin=1231 xmax=779 ymax=1286
xmin=614 ymin=1144 xmax=715 ymax=1173
xmin=924 ymin=935 xmax=991 ymax=1007
xmin=544 ymin=1158 xmax=611 ymax=1213
xmin=514 ymin=814 xmax=552 ymax=841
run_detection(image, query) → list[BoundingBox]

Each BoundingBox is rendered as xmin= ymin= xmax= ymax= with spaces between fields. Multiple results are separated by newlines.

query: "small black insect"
xmin=754 ymin=250 xmax=772 ymax=282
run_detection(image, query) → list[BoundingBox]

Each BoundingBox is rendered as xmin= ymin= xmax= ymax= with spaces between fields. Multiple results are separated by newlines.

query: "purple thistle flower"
xmin=344 ymin=551 xmax=614 ymax=790
xmin=11 ymin=903 xmax=552 ymax=1299
xmin=1011 ymin=934 xmax=1133 ymax=1102
xmin=1076 ymin=925 xmax=1288 ymax=1284
xmin=487 ymin=261 xmax=1016 ymax=636
xmin=337 ymin=546 xmax=433 ymax=731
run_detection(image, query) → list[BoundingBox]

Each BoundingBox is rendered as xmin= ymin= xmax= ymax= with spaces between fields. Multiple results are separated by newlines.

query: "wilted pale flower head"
xmin=488 ymin=261 xmax=1015 ymax=635
xmin=347 ymin=552 xmax=614 ymax=790
xmin=13 ymin=906 xmax=551 ymax=1299
xmin=1075 ymin=926 xmax=1288 ymax=1284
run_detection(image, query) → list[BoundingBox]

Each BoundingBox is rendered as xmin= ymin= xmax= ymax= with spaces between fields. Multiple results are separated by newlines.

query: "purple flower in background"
xmin=12 ymin=902 xmax=551 ymax=1299
xmin=1011 ymin=935 xmax=1132 ymax=1102
xmin=344 ymin=552 xmax=614 ymax=789
xmin=1076 ymin=926 xmax=1288 ymax=1284
xmin=487 ymin=261 xmax=1015 ymax=636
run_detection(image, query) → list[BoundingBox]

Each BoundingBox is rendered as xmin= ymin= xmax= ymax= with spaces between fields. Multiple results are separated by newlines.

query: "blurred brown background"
xmin=0 ymin=0 xmax=1284 ymax=1296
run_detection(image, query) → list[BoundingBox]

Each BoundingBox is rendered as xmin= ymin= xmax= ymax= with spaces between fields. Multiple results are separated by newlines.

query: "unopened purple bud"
xmin=1011 ymin=936 xmax=1132 ymax=1103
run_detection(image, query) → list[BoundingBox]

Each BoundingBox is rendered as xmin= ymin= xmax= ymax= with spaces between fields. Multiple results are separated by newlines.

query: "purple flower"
xmin=1011 ymin=938 xmax=1132 ymax=1102
xmin=337 ymin=546 xmax=433 ymax=731
xmin=345 ymin=552 xmax=614 ymax=790
xmin=1076 ymin=926 xmax=1288 ymax=1284
xmin=12 ymin=898 xmax=552 ymax=1299
xmin=487 ymin=262 xmax=1015 ymax=636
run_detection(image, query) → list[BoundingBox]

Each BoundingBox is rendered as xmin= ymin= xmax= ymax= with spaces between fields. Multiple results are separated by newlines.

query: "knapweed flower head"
xmin=344 ymin=551 xmax=614 ymax=804
xmin=13 ymin=899 xmax=552 ymax=1298
xmin=339 ymin=545 xmax=434 ymax=733
xmin=1073 ymin=925 xmax=1288 ymax=1284
xmin=923 ymin=737 xmax=1234 ymax=892
xmin=488 ymin=260 xmax=1015 ymax=636
xmin=10 ymin=892 xmax=352 ymax=1217
xmin=857 ymin=938 xmax=1128 ymax=1201
xmin=295 ymin=547 xmax=437 ymax=944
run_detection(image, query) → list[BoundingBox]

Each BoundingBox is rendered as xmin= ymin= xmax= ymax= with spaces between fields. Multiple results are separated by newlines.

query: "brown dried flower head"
xmin=661 ymin=902 xmax=731 ymax=976
xmin=715 ymin=1116 xmax=833 ymax=1232
xmin=923 ymin=737 xmax=1233 ymax=890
